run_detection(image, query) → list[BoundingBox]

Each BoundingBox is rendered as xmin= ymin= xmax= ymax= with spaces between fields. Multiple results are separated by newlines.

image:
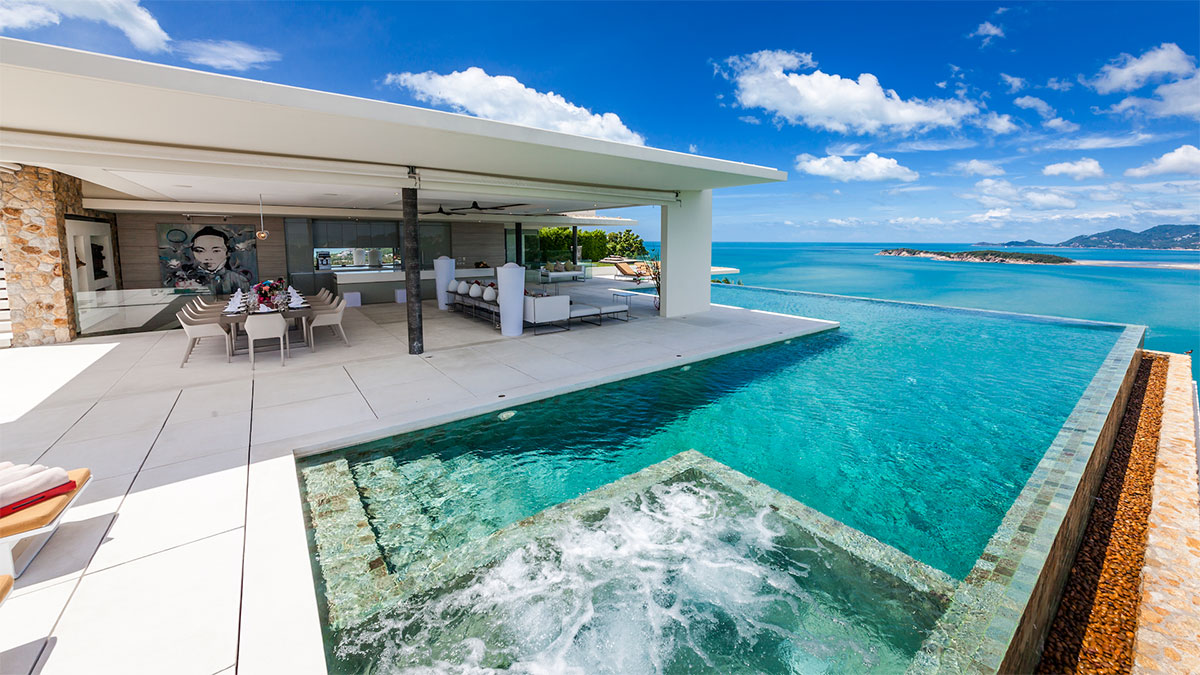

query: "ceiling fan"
xmin=449 ymin=201 xmax=530 ymax=213
xmin=418 ymin=204 xmax=460 ymax=216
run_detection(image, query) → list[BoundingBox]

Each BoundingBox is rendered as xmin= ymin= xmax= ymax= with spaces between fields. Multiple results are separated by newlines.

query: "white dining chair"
xmin=307 ymin=298 xmax=349 ymax=351
xmin=176 ymin=310 xmax=231 ymax=367
xmin=244 ymin=313 xmax=289 ymax=368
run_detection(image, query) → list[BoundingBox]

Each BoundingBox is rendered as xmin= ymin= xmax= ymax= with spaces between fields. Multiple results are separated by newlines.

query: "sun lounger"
xmin=612 ymin=262 xmax=643 ymax=280
xmin=0 ymin=467 xmax=91 ymax=577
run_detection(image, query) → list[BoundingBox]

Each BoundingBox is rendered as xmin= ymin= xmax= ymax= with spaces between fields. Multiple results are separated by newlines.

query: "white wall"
xmin=659 ymin=189 xmax=712 ymax=317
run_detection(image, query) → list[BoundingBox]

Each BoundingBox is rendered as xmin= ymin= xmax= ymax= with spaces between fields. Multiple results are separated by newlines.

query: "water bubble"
xmin=498 ymin=410 xmax=517 ymax=421
xmin=680 ymin=365 xmax=692 ymax=372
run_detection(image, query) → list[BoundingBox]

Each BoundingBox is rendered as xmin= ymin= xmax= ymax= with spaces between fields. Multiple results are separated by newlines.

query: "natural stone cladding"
xmin=0 ymin=165 xmax=109 ymax=346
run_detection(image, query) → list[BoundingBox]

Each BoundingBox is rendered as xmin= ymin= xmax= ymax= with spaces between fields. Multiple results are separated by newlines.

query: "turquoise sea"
xmin=649 ymin=242 xmax=1198 ymax=378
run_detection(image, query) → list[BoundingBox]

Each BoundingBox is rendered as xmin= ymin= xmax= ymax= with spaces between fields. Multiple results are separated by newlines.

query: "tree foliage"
xmin=606 ymin=229 xmax=648 ymax=258
xmin=535 ymin=227 xmax=645 ymax=261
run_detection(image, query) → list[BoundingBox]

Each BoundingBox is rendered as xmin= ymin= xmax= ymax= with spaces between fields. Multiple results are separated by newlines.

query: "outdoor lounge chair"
xmin=0 ymin=467 xmax=92 ymax=578
xmin=613 ymin=262 xmax=643 ymax=280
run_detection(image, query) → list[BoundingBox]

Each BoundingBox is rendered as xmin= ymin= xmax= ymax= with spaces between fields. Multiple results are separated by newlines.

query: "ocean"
xmin=642 ymin=241 xmax=1199 ymax=379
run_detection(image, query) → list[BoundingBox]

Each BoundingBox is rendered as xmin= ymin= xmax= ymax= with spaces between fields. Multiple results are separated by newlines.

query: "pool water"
xmin=320 ymin=453 xmax=954 ymax=674
xmin=299 ymin=287 xmax=1128 ymax=670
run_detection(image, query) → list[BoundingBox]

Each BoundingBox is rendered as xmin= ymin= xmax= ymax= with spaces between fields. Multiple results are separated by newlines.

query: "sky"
xmin=1 ymin=1 xmax=1198 ymax=243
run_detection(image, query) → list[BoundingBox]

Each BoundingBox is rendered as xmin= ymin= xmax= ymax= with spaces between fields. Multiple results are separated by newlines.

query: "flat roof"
xmin=0 ymin=38 xmax=786 ymax=196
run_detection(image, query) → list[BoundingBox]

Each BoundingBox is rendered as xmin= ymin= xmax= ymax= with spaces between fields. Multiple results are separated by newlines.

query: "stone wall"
xmin=0 ymin=165 xmax=115 ymax=346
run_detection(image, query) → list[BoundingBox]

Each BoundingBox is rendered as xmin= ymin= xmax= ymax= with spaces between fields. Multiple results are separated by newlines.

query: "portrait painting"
xmin=158 ymin=223 xmax=258 ymax=293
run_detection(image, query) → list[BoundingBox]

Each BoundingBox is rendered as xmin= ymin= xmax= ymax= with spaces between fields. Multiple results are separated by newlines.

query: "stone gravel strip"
xmin=1038 ymin=354 xmax=1167 ymax=674
xmin=1133 ymin=353 xmax=1200 ymax=674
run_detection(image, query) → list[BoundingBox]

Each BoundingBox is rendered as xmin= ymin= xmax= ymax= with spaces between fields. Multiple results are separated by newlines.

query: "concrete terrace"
xmin=0 ymin=277 xmax=837 ymax=674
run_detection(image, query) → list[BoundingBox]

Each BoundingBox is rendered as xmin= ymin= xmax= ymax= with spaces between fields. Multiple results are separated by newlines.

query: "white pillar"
xmin=496 ymin=262 xmax=526 ymax=336
xmin=433 ymin=256 xmax=455 ymax=310
xmin=659 ymin=189 xmax=712 ymax=317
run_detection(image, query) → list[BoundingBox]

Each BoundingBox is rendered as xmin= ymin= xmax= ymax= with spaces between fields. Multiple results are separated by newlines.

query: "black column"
xmin=514 ymin=222 xmax=524 ymax=266
xmin=402 ymin=187 xmax=422 ymax=355
xmin=571 ymin=225 xmax=579 ymax=263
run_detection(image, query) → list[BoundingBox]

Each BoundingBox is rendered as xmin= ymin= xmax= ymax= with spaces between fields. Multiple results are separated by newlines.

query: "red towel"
xmin=0 ymin=480 xmax=76 ymax=518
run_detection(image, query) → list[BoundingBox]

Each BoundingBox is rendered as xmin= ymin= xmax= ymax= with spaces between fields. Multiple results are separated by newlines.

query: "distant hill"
xmin=879 ymin=248 xmax=1076 ymax=264
xmin=975 ymin=224 xmax=1199 ymax=250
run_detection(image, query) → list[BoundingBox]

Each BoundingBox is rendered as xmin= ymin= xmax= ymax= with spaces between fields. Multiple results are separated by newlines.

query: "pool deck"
xmin=0 ymin=277 xmax=837 ymax=674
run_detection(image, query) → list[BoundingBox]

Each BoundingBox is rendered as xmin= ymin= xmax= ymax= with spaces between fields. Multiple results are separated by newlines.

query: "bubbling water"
xmin=333 ymin=480 xmax=905 ymax=673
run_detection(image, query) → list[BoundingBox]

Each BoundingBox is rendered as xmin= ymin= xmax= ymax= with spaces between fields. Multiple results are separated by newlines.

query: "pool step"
xmin=351 ymin=456 xmax=438 ymax=576
xmin=300 ymin=458 xmax=399 ymax=630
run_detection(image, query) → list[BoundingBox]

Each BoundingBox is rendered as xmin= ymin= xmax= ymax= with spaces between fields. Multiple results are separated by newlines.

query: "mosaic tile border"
xmin=910 ymin=323 xmax=1146 ymax=674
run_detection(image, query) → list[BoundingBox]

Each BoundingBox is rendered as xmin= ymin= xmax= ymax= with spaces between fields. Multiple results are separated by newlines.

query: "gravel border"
xmin=1038 ymin=354 xmax=1168 ymax=673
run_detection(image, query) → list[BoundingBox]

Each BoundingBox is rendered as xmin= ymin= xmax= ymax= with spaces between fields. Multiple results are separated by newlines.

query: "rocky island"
xmin=974 ymin=224 xmax=1199 ymax=250
xmin=879 ymin=248 xmax=1077 ymax=264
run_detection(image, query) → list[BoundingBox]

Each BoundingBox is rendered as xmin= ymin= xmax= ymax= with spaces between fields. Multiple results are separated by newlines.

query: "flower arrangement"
xmin=251 ymin=280 xmax=287 ymax=310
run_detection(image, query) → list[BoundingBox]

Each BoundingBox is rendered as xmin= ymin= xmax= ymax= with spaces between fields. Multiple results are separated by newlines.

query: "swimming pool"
xmin=298 ymin=287 xmax=1136 ymax=672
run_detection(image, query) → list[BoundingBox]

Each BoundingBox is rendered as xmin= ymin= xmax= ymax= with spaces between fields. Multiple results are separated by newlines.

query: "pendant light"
xmin=255 ymin=194 xmax=269 ymax=240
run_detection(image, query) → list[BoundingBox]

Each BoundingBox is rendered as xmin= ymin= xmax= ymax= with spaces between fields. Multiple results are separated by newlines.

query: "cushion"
xmin=468 ymin=283 xmax=483 ymax=298
xmin=456 ymin=281 xmax=470 ymax=294
xmin=482 ymin=286 xmax=498 ymax=302
xmin=554 ymin=262 xmax=566 ymax=272
xmin=447 ymin=279 xmax=459 ymax=293
xmin=570 ymin=305 xmax=600 ymax=318
xmin=599 ymin=305 xmax=628 ymax=314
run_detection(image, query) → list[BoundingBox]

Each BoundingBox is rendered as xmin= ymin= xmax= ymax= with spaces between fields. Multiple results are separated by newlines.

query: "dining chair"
xmin=244 ymin=313 xmax=289 ymax=368
xmin=176 ymin=310 xmax=231 ymax=367
xmin=307 ymin=298 xmax=349 ymax=351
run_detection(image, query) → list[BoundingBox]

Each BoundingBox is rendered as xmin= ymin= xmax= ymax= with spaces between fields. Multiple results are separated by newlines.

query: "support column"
xmin=0 ymin=165 xmax=83 ymax=346
xmin=571 ymin=225 xmax=579 ymax=264
xmin=401 ymin=187 xmax=422 ymax=354
xmin=514 ymin=222 xmax=523 ymax=266
xmin=659 ymin=189 xmax=712 ymax=318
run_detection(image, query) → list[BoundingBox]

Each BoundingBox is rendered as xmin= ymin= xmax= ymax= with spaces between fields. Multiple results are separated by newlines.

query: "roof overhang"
xmin=0 ymin=38 xmax=785 ymax=216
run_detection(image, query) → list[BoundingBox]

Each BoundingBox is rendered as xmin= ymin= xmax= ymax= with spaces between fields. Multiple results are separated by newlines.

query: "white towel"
xmin=0 ymin=463 xmax=46 ymax=487
xmin=0 ymin=464 xmax=71 ymax=509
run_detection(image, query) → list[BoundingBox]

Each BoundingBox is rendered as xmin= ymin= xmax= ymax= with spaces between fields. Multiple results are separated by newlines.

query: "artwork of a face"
xmin=158 ymin=223 xmax=257 ymax=293
xmin=191 ymin=233 xmax=230 ymax=272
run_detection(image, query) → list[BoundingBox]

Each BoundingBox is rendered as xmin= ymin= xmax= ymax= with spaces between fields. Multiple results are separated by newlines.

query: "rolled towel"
xmin=0 ymin=465 xmax=72 ymax=512
xmin=0 ymin=463 xmax=47 ymax=487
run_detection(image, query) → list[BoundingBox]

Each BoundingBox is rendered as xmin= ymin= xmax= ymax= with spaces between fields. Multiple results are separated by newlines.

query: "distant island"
xmin=975 ymin=224 xmax=1198 ymax=250
xmin=879 ymin=248 xmax=1077 ymax=265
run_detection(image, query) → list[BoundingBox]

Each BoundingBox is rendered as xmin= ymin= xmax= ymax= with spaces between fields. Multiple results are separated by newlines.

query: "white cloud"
xmin=385 ymin=67 xmax=645 ymax=145
xmin=1043 ymin=117 xmax=1080 ymax=132
xmin=1110 ymin=74 xmax=1200 ymax=120
xmin=1088 ymin=43 xmax=1196 ymax=94
xmin=955 ymin=159 xmax=1005 ymax=176
xmin=737 ymin=115 xmax=762 ymax=125
xmin=1014 ymin=95 xmax=1054 ymax=118
xmin=687 ymin=143 xmax=698 ymax=154
xmin=1023 ymin=191 xmax=1077 ymax=209
xmin=935 ymin=80 xmax=948 ymax=89
xmin=1042 ymin=132 xmax=1165 ymax=150
xmin=1125 ymin=144 xmax=1200 ymax=177
xmin=1044 ymin=158 xmax=1104 ymax=180
xmin=888 ymin=216 xmax=945 ymax=225
xmin=0 ymin=2 xmax=58 ymax=30
xmin=969 ymin=207 xmax=1012 ymax=222
xmin=966 ymin=178 xmax=1079 ymax=211
xmin=0 ymin=0 xmax=169 ymax=51
xmin=719 ymin=49 xmax=977 ymax=134
xmin=175 ymin=40 xmax=280 ymax=71
xmin=970 ymin=21 xmax=1005 ymax=46
xmin=891 ymin=138 xmax=976 ymax=152
xmin=1000 ymin=73 xmax=1026 ymax=93
xmin=795 ymin=152 xmax=919 ymax=182
xmin=1044 ymin=77 xmax=1073 ymax=91
xmin=826 ymin=142 xmax=868 ymax=156
xmin=982 ymin=112 xmax=1018 ymax=134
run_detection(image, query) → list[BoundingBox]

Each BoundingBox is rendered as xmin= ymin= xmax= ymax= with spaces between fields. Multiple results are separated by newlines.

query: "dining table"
xmin=218 ymin=288 xmax=316 ymax=354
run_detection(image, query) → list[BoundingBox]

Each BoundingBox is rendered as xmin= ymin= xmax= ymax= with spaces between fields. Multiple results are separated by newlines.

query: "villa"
xmin=1 ymin=38 xmax=1197 ymax=674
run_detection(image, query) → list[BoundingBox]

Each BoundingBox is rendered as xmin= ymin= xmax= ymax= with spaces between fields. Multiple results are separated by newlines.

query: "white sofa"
xmin=523 ymin=295 xmax=570 ymax=333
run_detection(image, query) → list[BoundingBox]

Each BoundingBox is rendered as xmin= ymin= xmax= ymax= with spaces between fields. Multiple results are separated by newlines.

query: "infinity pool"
xmin=299 ymin=287 xmax=1129 ymax=672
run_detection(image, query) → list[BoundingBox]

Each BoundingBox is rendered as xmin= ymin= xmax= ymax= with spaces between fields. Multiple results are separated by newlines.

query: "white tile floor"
xmin=0 ymin=279 xmax=837 ymax=674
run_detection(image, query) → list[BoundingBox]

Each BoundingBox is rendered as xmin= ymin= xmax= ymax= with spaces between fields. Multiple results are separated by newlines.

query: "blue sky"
xmin=2 ymin=1 xmax=1198 ymax=243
